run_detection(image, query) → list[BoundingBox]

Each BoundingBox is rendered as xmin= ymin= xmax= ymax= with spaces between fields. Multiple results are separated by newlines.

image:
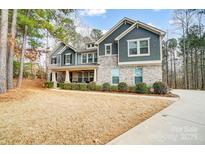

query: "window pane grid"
xmin=128 ymin=39 xmax=149 ymax=56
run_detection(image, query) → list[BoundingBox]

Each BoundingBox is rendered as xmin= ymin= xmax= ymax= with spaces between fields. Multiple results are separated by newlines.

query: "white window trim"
xmin=51 ymin=56 xmax=57 ymax=65
xmin=88 ymin=53 xmax=94 ymax=63
xmin=81 ymin=53 xmax=88 ymax=64
xmin=65 ymin=53 xmax=71 ymax=65
xmin=81 ymin=53 xmax=97 ymax=64
xmin=105 ymin=43 xmax=112 ymax=55
xmin=127 ymin=38 xmax=150 ymax=57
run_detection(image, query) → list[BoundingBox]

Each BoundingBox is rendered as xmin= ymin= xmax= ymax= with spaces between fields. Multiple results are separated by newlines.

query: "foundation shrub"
xmin=153 ymin=81 xmax=168 ymax=94
xmin=102 ymin=82 xmax=111 ymax=91
xmin=135 ymin=83 xmax=148 ymax=94
xmin=118 ymin=82 xmax=128 ymax=92
xmin=110 ymin=85 xmax=118 ymax=92
xmin=87 ymin=82 xmax=97 ymax=91
xmin=128 ymin=86 xmax=136 ymax=93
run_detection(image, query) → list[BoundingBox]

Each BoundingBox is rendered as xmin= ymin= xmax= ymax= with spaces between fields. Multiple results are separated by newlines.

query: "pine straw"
xmin=0 ymin=80 xmax=172 ymax=144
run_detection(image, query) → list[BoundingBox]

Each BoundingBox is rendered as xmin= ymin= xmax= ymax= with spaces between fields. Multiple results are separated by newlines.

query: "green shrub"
xmin=128 ymin=86 xmax=136 ymax=93
xmin=95 ymin=85 xmax=102 ymax=91
xmin=135 ymin=82 xmax=148 ymax=94
xmin=70 ymin=83 xmax=78 ymax=90
xmin=118 ymin=82 xmax=128 ymax=92
xmin=78 ymin=83 xmax=87 ymax=91
xmin=44 ymin=81 xmax=54 ymax=88
xmin=63 ymin=83 xmax=72 ymax=90
xmin=87 ymin=82 xmax=96 ymax=91
xmin=110 ymin=85 xmax=118 ymax=92
xmin=153 ymin=81 xmax=168 ymax=94
xmin=58 ymin=82 xmax=65 ymax=89
xmin=102 ymin=82 xmax=111 ymax=91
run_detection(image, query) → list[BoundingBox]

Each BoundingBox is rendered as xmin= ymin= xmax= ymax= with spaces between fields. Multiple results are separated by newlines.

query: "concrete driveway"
xmin=108 ymin=89 xmax=205 ymax=144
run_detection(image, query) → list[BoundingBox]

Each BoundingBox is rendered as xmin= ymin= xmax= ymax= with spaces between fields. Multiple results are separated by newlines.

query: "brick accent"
xmin=97 ymin=56 xmax=162 ymax=86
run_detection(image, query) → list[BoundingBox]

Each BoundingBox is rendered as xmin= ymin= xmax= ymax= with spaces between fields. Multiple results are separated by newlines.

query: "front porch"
xmin=49 ymin=66 xmax=97 ymax=86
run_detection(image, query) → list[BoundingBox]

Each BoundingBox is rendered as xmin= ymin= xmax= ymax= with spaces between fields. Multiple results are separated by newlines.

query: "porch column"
xmin=65 ymin=70 xmax=70 ymax=83
xmin=52 ymin=71 xmax=57 ymax=88
xmin=94 ymin=69 xmax=97 ymax=82
xmin=47 ymin=70 xmax=51 ymax=81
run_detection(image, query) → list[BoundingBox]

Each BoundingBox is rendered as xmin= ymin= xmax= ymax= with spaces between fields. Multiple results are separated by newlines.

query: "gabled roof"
xmin=95 ymin=17 xmax=135 ymax=44
xmin=55 ymin=43 xmax=77 ymax=55
xmin=115 ymin=20 xmax=166 ymax=41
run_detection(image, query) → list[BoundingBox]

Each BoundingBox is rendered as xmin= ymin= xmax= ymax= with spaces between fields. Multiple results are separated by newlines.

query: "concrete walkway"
xmin=108 ymin=89 xmax=205 ymax=144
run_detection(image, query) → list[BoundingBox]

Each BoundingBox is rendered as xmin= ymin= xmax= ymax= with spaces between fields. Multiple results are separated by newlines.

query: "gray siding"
xmin=50 ymin=42 xmax=65 ymax=57
xmin=119 ymin=27 xmax=161 ymax=62
xmin=61 ymin=48 xmax=76 ymax=66
xmin=99 ymin=23 xmax=132 ymax=55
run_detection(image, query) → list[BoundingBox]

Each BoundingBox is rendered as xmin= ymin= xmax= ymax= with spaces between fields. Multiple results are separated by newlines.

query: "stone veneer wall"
xmin=97 ymin=55 xmax=162 ymax=85
xmin=142 ymin=65 xmax=162 ymax=85
xmin=97 ymin=55 xmax=118 ymax=84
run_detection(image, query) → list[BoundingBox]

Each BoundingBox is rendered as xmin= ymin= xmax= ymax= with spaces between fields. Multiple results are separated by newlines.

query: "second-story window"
xmin=128 ymin=38 xmax=150 ymax=57
xmin=105 ymin=43 xmax=112 ymax=55
xmin=82 ymin=54 xmax=87 ymax=64
xmin=65 ymin=53 xmax=71 ymax=65
xmin=94 ymin=53 xmax=97 ymax=62
xmin=51 ymin=56 xmax=57 ymax=64
xmin=128 ymin=40 xmax=138 ymax=55
xmin=139 ymin=40 xmax=149 ymax=54
xmin=88 ymin=53 xmax=93 ymax=63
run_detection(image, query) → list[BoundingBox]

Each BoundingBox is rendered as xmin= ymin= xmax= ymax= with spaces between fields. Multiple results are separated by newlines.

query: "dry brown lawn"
xmin=0 ymin=79 xmax=173 ymax=144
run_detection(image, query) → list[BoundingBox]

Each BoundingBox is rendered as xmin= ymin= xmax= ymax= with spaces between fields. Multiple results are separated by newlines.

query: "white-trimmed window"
xmin=128 ymin=38 xmax=150 ymax=57
xmin=65 ymin=53 xmax=71 ymax=65
xmin=105 ymin=43 xmax=112 ymax=55
xmin=88 ymin=53 xmax=93 ymax=63
xmin=82 ymin=54 xmax=87 ymax=64
xmin=81 ymin=53 xmax=97 ymax=64
xmin=94 ymin=53 xmax=97 ymax=62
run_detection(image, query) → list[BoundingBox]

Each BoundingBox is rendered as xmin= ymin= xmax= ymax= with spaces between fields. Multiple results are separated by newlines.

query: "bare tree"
xmin=0 ymin=9 xmax=9 ymax=93
xmin=16 ymin=10 xmax=30 ymax=88
xmin=7 ymin=9 xmax=17 ymax=89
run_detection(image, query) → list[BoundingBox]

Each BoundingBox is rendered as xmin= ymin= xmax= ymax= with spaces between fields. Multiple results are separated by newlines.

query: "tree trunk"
xmin=194 ymin=49 xmax=198 ymax=89
xmin=170 ymin=50 xmax=173 ymax=88
xmin=7 ymin=9 xmax=17 ymax=90
xmin=0 ymin=9 xmax=9 ymax=93
xmin=190 ymin=49 xmax=194 ymax=89
xmin=173 ymin=50 xmax=177 ymax=88
xmin=182 ymin=26 xmax=187 ymax=89
xmin=16 ymin=25 xmax=28 ymax=88
xmin=201 ymin=49 xmax=205 ymax=89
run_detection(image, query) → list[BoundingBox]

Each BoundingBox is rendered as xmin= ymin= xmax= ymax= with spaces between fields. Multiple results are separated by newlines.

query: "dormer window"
xmin=86 ymin=43 xmax=95 ymax=49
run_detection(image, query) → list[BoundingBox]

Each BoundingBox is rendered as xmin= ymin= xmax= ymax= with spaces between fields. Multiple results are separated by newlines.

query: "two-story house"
xmin=48 ymin=17 xmax=165 ymax=86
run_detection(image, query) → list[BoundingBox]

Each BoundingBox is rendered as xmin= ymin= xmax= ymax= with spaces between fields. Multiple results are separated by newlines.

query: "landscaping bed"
xmin=0 ymin=80 xmax=173 ymax=144
xmin=44 ymin=81 xmax=177 ymax=97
